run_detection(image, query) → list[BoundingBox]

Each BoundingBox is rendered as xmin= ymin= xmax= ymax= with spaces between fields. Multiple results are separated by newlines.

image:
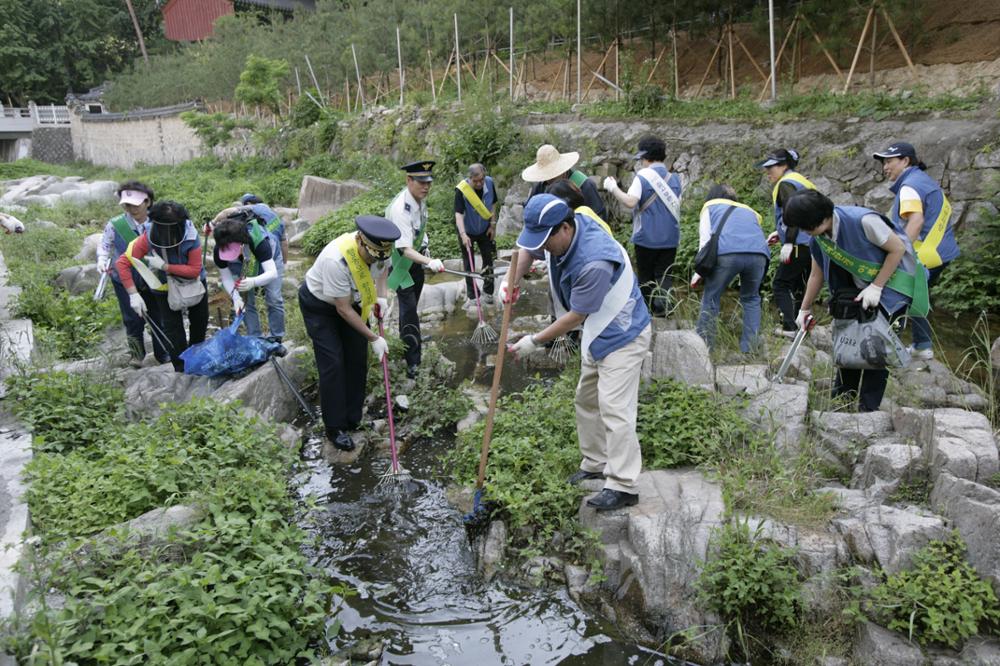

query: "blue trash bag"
xmin=180 ymin=314 xmax=283 ymax=377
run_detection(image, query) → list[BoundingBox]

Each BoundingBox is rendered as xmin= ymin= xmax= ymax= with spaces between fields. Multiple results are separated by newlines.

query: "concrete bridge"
xmin=0 ymin=104 xmax=71 ymax=161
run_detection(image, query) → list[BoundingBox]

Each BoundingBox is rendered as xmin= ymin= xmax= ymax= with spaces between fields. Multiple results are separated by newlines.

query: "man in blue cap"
xmin=210 ymin=193 xmax=287 ymax=342
xmin=503 ymin=193 xmax=652 ymax=512
xmin=386 ymin=160 xmax=445 ymax=379
xmin=299 ymin=215 xmax=399 ymax=451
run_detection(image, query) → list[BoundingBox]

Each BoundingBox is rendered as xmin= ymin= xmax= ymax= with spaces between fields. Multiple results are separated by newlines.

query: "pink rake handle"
xmin=376 ymin=306 xmax=400 ymax=473
xmin=465 ymin=244 xmax=486 ymax=324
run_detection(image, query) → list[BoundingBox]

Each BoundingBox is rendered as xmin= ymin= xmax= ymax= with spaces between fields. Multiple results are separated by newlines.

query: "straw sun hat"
xmin=521 ymin=144 xmax=580 ymax=183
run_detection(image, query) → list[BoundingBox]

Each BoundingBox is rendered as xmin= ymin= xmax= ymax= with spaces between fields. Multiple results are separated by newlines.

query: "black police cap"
xmin=355 ymin=215 xmax=401 ymax=243
xmin=401 ymin=160 xmax=436 ymax=182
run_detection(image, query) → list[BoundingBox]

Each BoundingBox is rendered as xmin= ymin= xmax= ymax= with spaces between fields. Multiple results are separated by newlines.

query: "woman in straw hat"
xmin=522 ymin=144 xmax=606 ymax=219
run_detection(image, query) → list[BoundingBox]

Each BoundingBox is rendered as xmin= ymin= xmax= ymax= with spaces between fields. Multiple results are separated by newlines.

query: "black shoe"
xmin=332 ymin=430 xmax=355 ymax=452
xmin=568 ymin=469 xmax=605 ymax=485
xmin=406 ymin=364 xmax=418 ymax=379
xmin=586 ymin=488 xmax=638 ymax=511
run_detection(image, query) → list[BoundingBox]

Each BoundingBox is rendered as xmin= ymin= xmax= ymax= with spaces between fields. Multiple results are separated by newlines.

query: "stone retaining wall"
xmin=30 ymin=127 xmax=73 ymax=165
xmin=70 ymin=103 xmax=203 ymax=169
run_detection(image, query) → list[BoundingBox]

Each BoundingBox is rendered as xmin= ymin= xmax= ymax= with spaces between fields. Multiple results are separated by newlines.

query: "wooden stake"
xmin=799 ymin=15 xmax=844 ymax=78
xmin=294 ymin=67 xmax=302 ymax=95
xmin=344 ymin=77 xmax=350 ymax=113
xmin=583 ymin=43 xmax=615 ymax=100
xmin=438 ymin=50 xmax=454 ymax=99
xmin=728 ymin=24 xmax=736 ymax=98
xmin=880 ymin=5 xmax=917 ymax=77
xmin=547 ymin=61 xmax=564 ymax=100
xmin=645 ymin=46 xmax=667 ymax=84
xmin=428 ymin=50 xmax=438 ymax=104
xmin=454 ymin=13 xmax=462 ymax=101
xmin=672 ymin=25 xmax=679 ymax=97
xmin=305 ymin=54 xmax=323 ymax=101
xmin=870 ymin=13 xmax=877 ymax=88
xmin=695 ymin=31 xmax=727 ymax=98
xmin=843 ymin=4 xmax=875 ymax=93
xmin=396 ymin=25 xmax=404 ymax=106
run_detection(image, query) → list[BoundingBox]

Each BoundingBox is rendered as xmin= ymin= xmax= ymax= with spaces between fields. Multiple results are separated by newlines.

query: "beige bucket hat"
xmin=521 ymin=144 xmax=580 ymax=183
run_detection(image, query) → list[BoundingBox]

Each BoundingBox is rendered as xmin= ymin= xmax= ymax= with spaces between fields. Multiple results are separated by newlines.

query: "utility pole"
xmin=124 ymin=0 xmax=149 ymax=65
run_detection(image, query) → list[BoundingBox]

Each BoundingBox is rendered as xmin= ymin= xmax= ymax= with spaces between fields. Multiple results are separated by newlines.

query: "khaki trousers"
xmin=575 ymin=323 xmax=651 ymax=493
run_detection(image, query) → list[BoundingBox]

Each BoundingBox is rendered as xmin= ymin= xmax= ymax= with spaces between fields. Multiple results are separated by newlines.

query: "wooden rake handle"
xmin=475 ymin=249 xmax=521 ymax=491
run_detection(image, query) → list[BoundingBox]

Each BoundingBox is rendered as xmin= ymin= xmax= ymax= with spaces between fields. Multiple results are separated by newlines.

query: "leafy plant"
xmin=180 ymin=111 xmax=253 ymax=149
xmin=234 ymin=55 xmax=290 ymax=116
xmin=696 ymin=520 xmax=802 ymax=659
xmin=5 ymin=371 xmax=123 ymax=454
xmin=934 ymin=203 xmax=1000 ymax=315
xmin=858 ymin=534 xmax=1000 ymax=647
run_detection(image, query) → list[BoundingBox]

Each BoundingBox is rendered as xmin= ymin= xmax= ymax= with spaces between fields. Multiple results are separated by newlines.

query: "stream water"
xmin=290 ymin=269 xmax=991 ymax=665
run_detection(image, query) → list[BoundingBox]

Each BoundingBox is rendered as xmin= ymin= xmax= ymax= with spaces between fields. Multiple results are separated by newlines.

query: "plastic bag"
xmin=180 ymin=315 xmax=282 ymax=376
xmin=832 ymin=311 xmax=910 ymax=370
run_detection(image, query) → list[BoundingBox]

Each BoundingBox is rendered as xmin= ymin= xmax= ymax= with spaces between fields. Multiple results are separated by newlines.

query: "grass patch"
xmin=1 ymin=371 xmax=335 ymax=662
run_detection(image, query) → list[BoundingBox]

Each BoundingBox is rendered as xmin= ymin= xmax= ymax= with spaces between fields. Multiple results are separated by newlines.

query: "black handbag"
xmin=694 ymin=205 xmax=736 ymax=278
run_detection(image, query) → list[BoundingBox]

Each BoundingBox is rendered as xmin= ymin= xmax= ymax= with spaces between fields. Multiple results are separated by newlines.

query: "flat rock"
xmin=644 ymin=329 xmax=712 ymax=389
xmin=745 ymin=382 xmax=808 ymax=454
xmin=852 ymin=443 xmax=924 ymax=503
xmin=831 ymin=503 xmax=948 ymax=574
xmin=715 ymin=364 xmax=770 ymax=396
xmin=812 ymin=410 xmax=893 ymax=474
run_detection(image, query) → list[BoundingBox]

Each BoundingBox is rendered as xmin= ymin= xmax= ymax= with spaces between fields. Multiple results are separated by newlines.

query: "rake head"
xmin=376 ymin=461 xmax=412 ymax=490
xmin=471 ymin=320 xmax=499 ymax=346
xmin=548 ymin=335 xmax=578 ymax=364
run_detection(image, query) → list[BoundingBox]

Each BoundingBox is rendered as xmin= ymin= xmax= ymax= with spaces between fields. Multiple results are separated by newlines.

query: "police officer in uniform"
xmin=299 ymin=216 xmax=399 ymax=451
xmin=386 ymin=161 xmax=445 ymax=378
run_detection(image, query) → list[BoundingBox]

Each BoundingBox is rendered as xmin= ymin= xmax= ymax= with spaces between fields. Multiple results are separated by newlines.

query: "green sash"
xmin=241 ymin=221 xmax=269 ymax=277
xmin=815 ymin=236 xmax=929 ymax=317
xmin=111 ymin=214 xmax=138 ymax=243
xmin=569 ymin=170 xmax=587 ymax=188
xmin=387 ymin=216 xmax=427 ymax=291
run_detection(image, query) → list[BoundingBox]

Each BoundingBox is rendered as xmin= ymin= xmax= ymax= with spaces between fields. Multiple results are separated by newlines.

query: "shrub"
xmin=934 ymin=203 xmax=1000 ymax=314
xmin=859 ymin=534 xmax=1000 ymax=647
xmin=300 ymin=186 xmax=395 ymax=255
xmin=697 ymin=521 xmax=802 ymax=658
xmin=180 ymin=111 xmax=253 ymax=149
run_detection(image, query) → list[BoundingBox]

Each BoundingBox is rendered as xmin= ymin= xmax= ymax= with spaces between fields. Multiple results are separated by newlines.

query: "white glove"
xmin=231 ymin=291 xmax=244 ymax=314
xmin=602 ymin=176 xmax=618 ymax=192
xmin=509 ymin=334 xmax=541 ymax=359
xmin=767 ymin=231 xmax=780 ymax=246
xmin=855 ymin=283 xmax=883 ymax=310
xmin=146 ymin=254 xmax=165 ymax=271
xmin=426 ymin=258 xmax=445 ymax=273
xmin=370 ymin=336 xmax=388 ymax=361
xmin=375 ymin=297 xmax=390 ymax=319
xmin=690 ymin=274 xmax=702 ymax=289
xmin=97 ymin=256 xmax=110 ymax=273
xmin=780 ymin=243 xmax=794 ymax=264
xmin=498 ymin=279 xmax=519 ymax=304
xmin=129 ymin=292 xmax=146 ymax=317
xmin=795 ymin=309 xmax=810 ymax=330
xmin=236 ymin=276 xmax=256 ymax=292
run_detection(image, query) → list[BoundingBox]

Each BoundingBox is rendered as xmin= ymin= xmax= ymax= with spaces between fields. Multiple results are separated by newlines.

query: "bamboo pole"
xmin=645 ymin=46 xmax=668 ymax=84
xmin=351 ymin=44 xmax=366 ymax=111
xmin=880 ymin=4 xmax=917 ymax=77
xmin=576 ymin=0 xmax=581 ymax=103
xmin=344 ymin=77 xmax=350 ymax=113
xmin=672 ymin=24 xmax=679 ymax=97
xmin=124 ymin=0 xmax=149 ymax=65
xmin=615 ymin=39 xmax=620 ymax=101
xmin=843 ymin=4 xmax=875 ymax=93
xmin=454 ymin=14 xmax=462 ymax=102
xmin=768 ymin=0 xmax=776 ymax=100
xmin=800 ymin=15 xmax=844 ymax=78
xmin=547 ymin=61 xmax=564 ymax=100
xmin=728 ymin=24 xmax=736 ymax=98
xmin=396 ymin=26 xmax=404 ymax=106
xmin=509 ymin=7 xmax=514 ymax=100
xmin=583 ymin=43 xmax=615 ymax=100
xmin=428 ymin=50 xmax=438 ymax=104
xmin=305 ymin=54 xmax=323 ymax=101
xmin=694 ymin=31 xmax=726 ymax=98
xmin=870 ymin=13 xmax=877 ymax=88
xmin=294 ymin=67 xmax=302 ymax=95
xmin=516 ymin=53 xmax=527 ymax=99
xmin=438 ymin=50 xmax=454 ymax=99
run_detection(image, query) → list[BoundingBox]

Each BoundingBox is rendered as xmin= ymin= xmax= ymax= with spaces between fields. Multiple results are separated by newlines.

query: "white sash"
xmin=548 ymin=241 xmax=635 ymax=360
xmin=638 ymin=166 xmax=681 ymax=221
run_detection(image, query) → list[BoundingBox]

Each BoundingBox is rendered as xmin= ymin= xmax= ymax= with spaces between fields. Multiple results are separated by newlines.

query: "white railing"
xmin=31 ymin=105 xmax=71 ymax=126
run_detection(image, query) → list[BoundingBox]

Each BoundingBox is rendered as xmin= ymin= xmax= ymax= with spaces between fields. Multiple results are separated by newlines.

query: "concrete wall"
xmin=70 ymin=102 xmax=204 ymax=169
xmin=30 ymin=127 xmax=73 ymax=164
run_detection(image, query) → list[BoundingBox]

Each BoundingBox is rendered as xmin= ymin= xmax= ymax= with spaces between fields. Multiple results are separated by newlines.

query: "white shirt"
xmin=387 ymin=187 xmax=429 ymax=250
xmin=305 ymin=238 xmax=388 ymax=306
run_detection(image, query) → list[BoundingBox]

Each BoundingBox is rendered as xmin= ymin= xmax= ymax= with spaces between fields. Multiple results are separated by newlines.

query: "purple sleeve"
xmin=569 ymin=260 xmax=614 ymax=314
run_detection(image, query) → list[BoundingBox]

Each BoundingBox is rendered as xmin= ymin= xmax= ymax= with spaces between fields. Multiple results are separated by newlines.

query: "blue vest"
xmin=458 ymin=176 xmax=496 ymax=236
xmin=890 ymin=166 xmax=959 ymax=265
xmin=149 ymin=219 xmax=206 ymax=282
xmin=809 ymin=206 xmax=911 ymax=315
xmin=703 ymin=199 xmax=769 ymax=258
xmin=550 ymin=213 xmax=651 ymax=360
xmin=774 ymin=171 xmax=814 ymax=246
xmin=631 ymin=164 xmax=682 ymax=249
xmin=108 ymin=214 xmax=148 ymax=285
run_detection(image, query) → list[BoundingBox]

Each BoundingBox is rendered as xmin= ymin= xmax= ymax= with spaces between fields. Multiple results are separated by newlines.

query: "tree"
xmin=234 ymin=55 xmax=291 ymax=115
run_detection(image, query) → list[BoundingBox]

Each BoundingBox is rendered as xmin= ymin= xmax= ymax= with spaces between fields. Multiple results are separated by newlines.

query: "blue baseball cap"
xmin=240 ymin=193 xmax=263 ymax=205
xmin=872 ymin=142 xmax=917 ymax=162
xmin=518 ymin=194 xmax=572 ymax=251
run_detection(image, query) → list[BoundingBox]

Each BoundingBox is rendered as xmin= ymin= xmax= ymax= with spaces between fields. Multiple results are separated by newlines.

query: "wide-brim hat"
xmin=521 ymin=145 xmax=580 ymax=183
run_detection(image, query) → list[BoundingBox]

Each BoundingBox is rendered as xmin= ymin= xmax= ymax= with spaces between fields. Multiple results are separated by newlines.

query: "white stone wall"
xmin=70 ymin=111 xmax=203 ymax=169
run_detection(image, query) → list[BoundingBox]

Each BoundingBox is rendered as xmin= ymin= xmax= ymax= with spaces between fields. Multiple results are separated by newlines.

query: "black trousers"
xmin=396 ymin=261 xmax=425 ymax=367
xmin=112 ymin=279 xmax=170 ymax=362
xmin=634 ymin=245 xmax=676 ymax=315
xmin=298 ymin=283 xmax=369 ymax=436
xmin=457 ymin=229 xmax=496 ymax=299
xmin=772 ymin=244 xmax=812 ymax=331
xmin=832 ymin=307 xmax=904 ymax=413
xmin=152 ymin=283 xmax=209 ymax=373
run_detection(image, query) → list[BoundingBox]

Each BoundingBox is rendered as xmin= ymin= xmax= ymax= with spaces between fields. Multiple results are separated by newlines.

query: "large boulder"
xmin=123 ymin=364 xmax=222 ymax=418
xmin=929 ymin=473 xmax=1000 ymax=591
xmin=74 ymin=232 xmax=103 ymax=262
xmin=715 ymin=364 xmax=769 ymax=396
xmin=54 ymin=263 xmax=101 ymax=295
xmin=928 ymin=409 xmax=999 ymax=484
xmin=297 ymin=176 xmax=369 ymax=223
xmin=495 ymin=181 xmax=531 ymax=237
xmin=643 ymin=329 xmax=712 ymax=389
xmin=416 ymin=279 xmax=466 ymax=319
xmin=851 ymin=443 xmax=924 ymax=503
xmin=812 ymin=411 xmax=893 ymax=477
xmin=210 ymin=345 xmax=312 ymax=424
xmin=745 ymin=382 xmax=809 ymax=454
xmin=579 ymin=469 xmax=729 ymax=664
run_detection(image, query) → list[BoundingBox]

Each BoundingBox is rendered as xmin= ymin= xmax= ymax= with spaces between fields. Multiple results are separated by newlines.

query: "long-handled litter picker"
xmin=374 ymin=303 xmax=410 ymax=487
xmin=773 ymin=314 xmax=816 ymax=384
xmin=143 ymin=313 xmax=174 ymax=357
xmin=93 ymin=269 xmax=109 ymax=302
xmin=464 ymin=250 xmax=521 ymax=529
xmin=465 ymin=245 xmax=498 ymax=346
xmin=268 ymin=345 xmax=318 ymax=423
